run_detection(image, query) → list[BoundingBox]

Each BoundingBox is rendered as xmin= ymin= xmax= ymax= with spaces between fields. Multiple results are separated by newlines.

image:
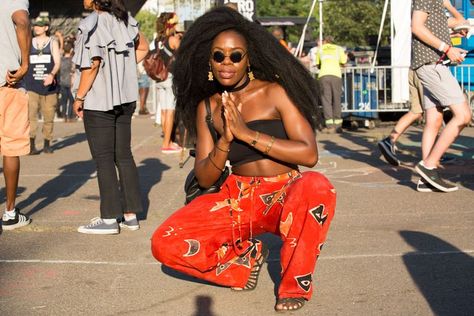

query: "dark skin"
xmin=194 ymin=30 xmax=316 ymax=310
xmin=194 ymin=30 xmax=318 ymax=195
xmin=3 ymin=9 xmax=31 ymax=212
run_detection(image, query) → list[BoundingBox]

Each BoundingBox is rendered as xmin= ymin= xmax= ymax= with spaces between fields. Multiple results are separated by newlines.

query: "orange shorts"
xmin=0 ymin=87 xmax=30 ymax=156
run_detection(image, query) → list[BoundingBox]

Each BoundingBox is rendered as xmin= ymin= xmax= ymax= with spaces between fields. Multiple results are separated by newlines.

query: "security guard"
xmin=315 ymin=35 xmax=347 ymax=133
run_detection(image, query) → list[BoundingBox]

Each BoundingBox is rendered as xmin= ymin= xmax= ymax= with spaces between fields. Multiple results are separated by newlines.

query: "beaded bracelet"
xmin=264 ymin=136 xmax=275 ymax=154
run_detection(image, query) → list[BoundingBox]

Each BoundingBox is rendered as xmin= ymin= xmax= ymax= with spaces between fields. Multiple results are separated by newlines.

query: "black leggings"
xmin=83 ymin=103 xmax=142 ymax=219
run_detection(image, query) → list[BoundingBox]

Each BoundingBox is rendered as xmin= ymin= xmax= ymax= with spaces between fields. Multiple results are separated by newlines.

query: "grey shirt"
xmin=0 ymin=0 xmax=29 ymax=87
xmin=73 ymin=11 xmax=139 ymax=111
xmin=411 ymin=0 xmax=451 ymax=69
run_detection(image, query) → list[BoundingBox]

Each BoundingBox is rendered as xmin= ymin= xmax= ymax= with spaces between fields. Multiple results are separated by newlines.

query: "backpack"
xmin=143 ymin=40 xmax=174 ymax=82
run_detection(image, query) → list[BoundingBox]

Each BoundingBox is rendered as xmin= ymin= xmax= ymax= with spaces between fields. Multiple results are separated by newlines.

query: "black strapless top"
xmin=228 ymin=120 xmax=291 ymax=167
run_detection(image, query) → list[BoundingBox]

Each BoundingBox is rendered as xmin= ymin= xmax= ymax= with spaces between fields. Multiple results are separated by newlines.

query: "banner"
xmin=217 ymin=0 xmax=256 ymax=21
xmin=391 ymin=0 xmax=411 ymax=103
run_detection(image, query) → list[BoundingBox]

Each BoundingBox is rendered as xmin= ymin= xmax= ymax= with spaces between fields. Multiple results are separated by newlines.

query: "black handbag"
xmin=184 ymin=99 xmax=230 ymax=204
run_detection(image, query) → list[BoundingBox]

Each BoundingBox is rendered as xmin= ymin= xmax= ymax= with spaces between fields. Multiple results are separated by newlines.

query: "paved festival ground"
xmin=1 ymin=116 xmax=473 ymax=315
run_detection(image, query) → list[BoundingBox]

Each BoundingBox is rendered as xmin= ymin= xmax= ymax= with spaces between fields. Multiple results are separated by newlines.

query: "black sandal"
xmin=231 ymin=242 xmax=269 ymax=291
xmin=275 ymin=297 xmax=306 ymax=312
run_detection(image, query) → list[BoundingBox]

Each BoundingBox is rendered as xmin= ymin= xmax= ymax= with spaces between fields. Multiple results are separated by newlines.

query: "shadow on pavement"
xmin=192 ymin=295 xmax=217 ymax=316
xmin=137 ymin=158 xmax=170 ymax=220
xmin=17 ymin=160 xmax=96 ymax=217
xmin=400 ymin=230 xmax=474 ymax=316
xmin=51 ymin=132 xmax=87 ymax=151
xmin=0 ymin=187 xmax=26 ymax=204
xmin=320 ymin=131 xmax=414 ymax=189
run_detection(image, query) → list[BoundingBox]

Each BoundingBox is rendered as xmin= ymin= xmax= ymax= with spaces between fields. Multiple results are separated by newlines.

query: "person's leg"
xmin=151 ymin=174 xmax=264 ymax=288
xmin=392 ymin=111 xmax=423 ymax=144
xmin=83 ymin=109 xmax=123 ymax=219
xmin=424 ymin=101 xmax=471 ymax=167
xmin=114 ymin=103 xmax=142 ymax=220
xmin=138 ymin=87 xmax=150 ymax=114
xmin=1 ymin=87 xmax=30 ymax=229
xmin=274 ymin=172 xmax=336 ymax=309
xmin=41 ymin=94 xmax=57 ymax=153
xmin=65 ymin=87 xmax=74 ymax=120
xmin=421 ymin=106 xmax=444 ymax=161
xmin=162 ymin=109 xmax=176 ymax=148
xmin=27 ymin=91 xmax=41 ymax=154
xmin=319 ymin=76 xmax=334 ymax=129
xmin=331 ymin=76 xmax=343 ymax=130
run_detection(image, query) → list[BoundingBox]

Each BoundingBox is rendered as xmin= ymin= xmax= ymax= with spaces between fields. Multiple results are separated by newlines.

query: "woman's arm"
xmin=135 ymin=32 xmax=149 ymax=63
xmin=194 ymin=99 xmax=231 ymax=188
xmin=73 ymin=58 xmax=101 ymax=118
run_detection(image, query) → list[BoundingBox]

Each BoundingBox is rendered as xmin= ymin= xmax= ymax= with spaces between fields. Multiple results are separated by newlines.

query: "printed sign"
xmin=217 ymin=0 xmax=256 ymax=21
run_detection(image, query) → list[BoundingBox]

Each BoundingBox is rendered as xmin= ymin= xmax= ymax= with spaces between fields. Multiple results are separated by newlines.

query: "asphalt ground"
xmin=1 ymin=115 xmax=473 ymax=316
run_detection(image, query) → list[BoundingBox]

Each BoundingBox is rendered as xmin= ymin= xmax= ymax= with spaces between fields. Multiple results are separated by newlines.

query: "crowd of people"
xmin=0 ymin=0 xmax=471 ymax=313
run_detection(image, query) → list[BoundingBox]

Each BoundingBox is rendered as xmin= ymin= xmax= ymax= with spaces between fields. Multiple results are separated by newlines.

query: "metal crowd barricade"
xmin=340 ymin=64 xmax=474 ymax=127
xmin=340 ymin=65 xmax=410 ymax=128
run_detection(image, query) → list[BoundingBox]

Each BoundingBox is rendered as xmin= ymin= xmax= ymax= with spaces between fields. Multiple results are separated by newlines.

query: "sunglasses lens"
xmin=230 ymin=52 xmax=243 ymax=63
xmin=212 ymin=51 xmax=225 ymax=63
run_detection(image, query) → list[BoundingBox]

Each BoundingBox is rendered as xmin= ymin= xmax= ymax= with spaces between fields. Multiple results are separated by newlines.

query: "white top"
xmin=0 ymin=0 xmax=29 ymax=87
xmin=73 ymin=11 xmax=139 ymax=111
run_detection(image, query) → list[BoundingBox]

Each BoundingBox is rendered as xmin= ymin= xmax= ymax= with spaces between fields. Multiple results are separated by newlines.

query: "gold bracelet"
xmin=264 ymin=136 xmax=275 ymax=154
xmin=208 ymin=152 xmax=224 ymax=172
xmin=250 ymin=131 xmax=260 ymax=147
xmin=215 ymin=144 xmax=230 ymax=153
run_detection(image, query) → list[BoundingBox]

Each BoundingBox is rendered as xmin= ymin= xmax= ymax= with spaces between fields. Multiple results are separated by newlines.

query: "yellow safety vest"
xmin=315 ymin=43 xmax=347 ymax=78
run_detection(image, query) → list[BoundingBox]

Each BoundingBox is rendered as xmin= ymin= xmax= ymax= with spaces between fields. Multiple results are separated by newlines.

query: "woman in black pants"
xmin=72 ymin=0 xmax=149 ymax=234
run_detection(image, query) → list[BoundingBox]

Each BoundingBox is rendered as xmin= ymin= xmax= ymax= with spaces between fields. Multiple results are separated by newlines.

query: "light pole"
xmin=319 ymin=0 xmax=323 ymax=46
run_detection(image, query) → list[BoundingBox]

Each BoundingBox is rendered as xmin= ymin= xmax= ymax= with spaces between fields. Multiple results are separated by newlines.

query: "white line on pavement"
xmin=1 ymin=249 xmax=473 ymax=266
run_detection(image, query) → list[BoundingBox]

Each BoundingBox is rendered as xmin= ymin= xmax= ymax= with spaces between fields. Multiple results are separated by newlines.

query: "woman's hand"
xmin=222 ymin=91 xmax=249 ymax=140
xmin=73 ymin=100 xmax=84 ymax=118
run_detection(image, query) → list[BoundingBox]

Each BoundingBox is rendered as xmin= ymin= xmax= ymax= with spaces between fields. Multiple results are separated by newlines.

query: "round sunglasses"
xmin=212 ymin=50 xmax=248 ymax=63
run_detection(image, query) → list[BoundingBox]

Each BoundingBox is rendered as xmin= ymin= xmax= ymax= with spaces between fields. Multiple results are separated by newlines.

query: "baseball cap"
xmin=33 ymin=16 xmax=50 ymax=27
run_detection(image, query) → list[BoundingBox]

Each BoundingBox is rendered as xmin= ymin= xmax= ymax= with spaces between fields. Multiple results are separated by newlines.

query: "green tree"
xmin=256 ymin=0 xmax=390 ymax=47
xmin=135 ymin=9 xmax=157 ymax=42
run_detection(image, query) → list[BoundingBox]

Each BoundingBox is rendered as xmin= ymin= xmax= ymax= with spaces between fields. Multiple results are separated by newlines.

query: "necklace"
xmin=227 ymin=76 xmax=250 ymax=93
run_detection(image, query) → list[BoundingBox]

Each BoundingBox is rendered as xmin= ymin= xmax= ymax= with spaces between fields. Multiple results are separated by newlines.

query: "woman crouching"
xmin=151 ymin=6 xmax=336 ymax=312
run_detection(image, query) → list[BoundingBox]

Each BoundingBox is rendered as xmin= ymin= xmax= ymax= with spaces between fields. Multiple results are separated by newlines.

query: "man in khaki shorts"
xmin=0 ymin=0 xmax=32 ymax=232
xmin=411 ymin=0 xmax=472 ymax=192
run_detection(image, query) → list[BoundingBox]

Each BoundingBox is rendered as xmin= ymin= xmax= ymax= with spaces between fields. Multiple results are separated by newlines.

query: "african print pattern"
xmin=151 ymin=171 xmax=336 ymax=300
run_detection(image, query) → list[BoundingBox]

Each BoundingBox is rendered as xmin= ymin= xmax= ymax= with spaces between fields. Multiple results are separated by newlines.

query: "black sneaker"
xmin=378 ymin=137 xmax=400 ymax=166
xmin=416 ymin=178 xmax=440 ymax=193
xmin=2 ymin=209 xmax=31 ymax=230
xmin=415 ymin=162 xmax=458 ymax=192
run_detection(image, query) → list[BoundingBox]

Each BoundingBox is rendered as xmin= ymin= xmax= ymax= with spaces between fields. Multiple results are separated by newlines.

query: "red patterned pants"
xmin=151 ymin=170 xmax=336 ymax=300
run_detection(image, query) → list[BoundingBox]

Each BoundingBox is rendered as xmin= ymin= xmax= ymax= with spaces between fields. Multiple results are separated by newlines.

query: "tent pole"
xmin=294 ymin=0 xmax=318 ymax=57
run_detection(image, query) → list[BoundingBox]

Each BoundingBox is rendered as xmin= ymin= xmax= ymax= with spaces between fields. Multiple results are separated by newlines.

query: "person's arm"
xmin=43 ymin=38 xmax=61 ymax=86
xmin=444 ymin=0 xmax=468 ymax=28
xmin=339 ymin=47 xmax=348 ymax=65
xmin=6 ymin=9 xmax=31 ymax=86
xmin=412 ymin=9 xmax=467 ymax=63
xmin=135 ymin=32 xmax=149 ymax=63
xmin=73 ymin=58 xmax=101 ymax=118
xmin=222 ymin=84 xmax=318 ymax=167
xmin=194 ymin=99 xmax=231 ymax=188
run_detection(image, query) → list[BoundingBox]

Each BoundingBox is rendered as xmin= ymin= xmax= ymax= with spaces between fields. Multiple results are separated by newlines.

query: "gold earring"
xmin=248 ymin=66 xmax=255 ymax=81
xmin=208 ymin=64 xmax=214 ymax=81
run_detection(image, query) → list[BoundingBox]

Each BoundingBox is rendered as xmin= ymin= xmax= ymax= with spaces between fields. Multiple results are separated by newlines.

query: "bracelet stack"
xmin=264 ymin=136 xmax=275 ymax=154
